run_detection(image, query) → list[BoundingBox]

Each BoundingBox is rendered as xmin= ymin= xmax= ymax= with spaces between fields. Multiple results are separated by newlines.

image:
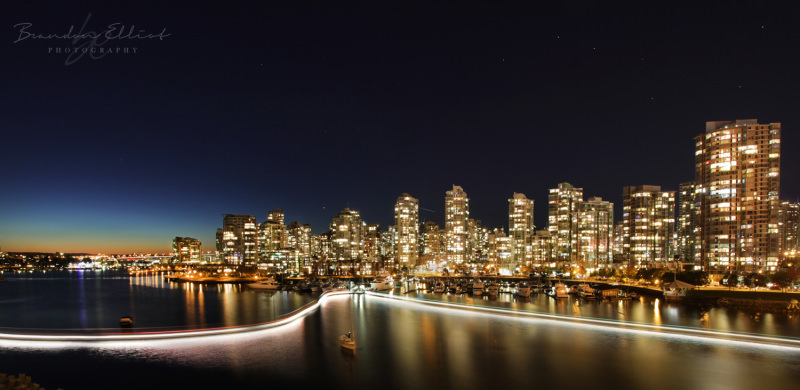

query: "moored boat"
xmin=601 ymin=288 xmax=631 ymax=300
xmin=517 ymin=283 xmax=531 ymax=298
xmin=433 ymin=280 xmax=446 ymax=294
xmin=577 ymin=283 xmax=596 ymax=299
xmin=552 ymin=282 xmax=568 ymax=298
xmin=485 ymin=281 xmax=499 ymax=296
xmin=247 ymin=277 xmax=280 ymax=290
xmin=472 ymin=281 xmax=484 ymax=296
xmin=370 ymin=274 xmax=394 ymax=291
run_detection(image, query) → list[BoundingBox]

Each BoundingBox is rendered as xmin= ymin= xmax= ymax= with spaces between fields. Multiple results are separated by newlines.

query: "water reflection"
xmin=404 ymin=290 xmax=800 ymax=339
xmin=0 ymin=271 xmax=317 ymax=330
xmin=1 ymin=292 xmax=799 ymax=390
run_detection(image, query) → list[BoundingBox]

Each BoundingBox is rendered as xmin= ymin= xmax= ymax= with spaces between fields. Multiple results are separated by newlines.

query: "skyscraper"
xmin=218 ymin=214 xmax=258 ymax=266
xmin=530 ymin=230 xmax=553 ymax=267
xmin=172 ymin=236 xmax=202 ymax=264
xmin=330 ymin=208 xmax=365 ymax=262
xmin=548 ymin=183 xmax=583 ymax=262
xmin=694 ymin=119 xmax=781 ymax=272
xmin=576 ymin=197 xmax=614 ymax=269
xmin=622 ymin=185 xmax=675 ymax=267
xmin=394 ymin=193 xmax=420 ymax=266
xmin=677 ymin=182 xmax=700 ymax=263
xmin=488 ymin=228 xmax=512 ymax=272
xmin=259 ymin=209 xmax=287 ymax=261
xmin=364 ymin=223 xmax=383 ymax=262
xmin=508 ymin=192 xmax=534 ymax=266
xmin=445 ymin=185 xmax=469 ymax=264
xmin=778 ymin=201 xmax=799 ymax=257
xmin=421 ymin=221 xmax=443 ymax=266
xmin=266 ymin=209 xmax=285 ymax=225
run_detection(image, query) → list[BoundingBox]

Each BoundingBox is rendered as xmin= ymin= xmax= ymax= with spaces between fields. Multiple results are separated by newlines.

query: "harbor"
xmin=2 ymin=273 xmax=800 ymax=390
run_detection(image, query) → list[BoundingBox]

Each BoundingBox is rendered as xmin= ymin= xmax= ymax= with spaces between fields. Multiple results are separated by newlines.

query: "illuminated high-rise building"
xmin=508 ymin=192 xmax=534 ymax=265
xmin=530 ymin=230 xmax=553 ymax=267
xmin=421 ymin=221 xmax=443 ymax=266
xmin=445 ymin=185 xmax=469 ymax=264
xmin=778 ymin=201 xmax=799 ymax=257
xmin=548 ymin=183 xmax=583 ymax=262
xmin=312 ymin=231 xmax=332 ymax=261
xmin=381 ymin=225 xmax=396 ymax=260
xmin=330 ymin=208 xmax=365 ymax=262
xmin=622 ymin=186 xmax=675 ymax=267
xmin=488 ymin=228 xmax=512 ymax=272
xmin=394 ymin=193 xmax=419 ymax=266
xmin=467 ymin=218 xmax=488 ymax=263
xmin=613 ymin=222 xmax=624 ymax=256
xmin=576 ymin=197 xmax=613 ymax=269
xmin=287 ymin=222 xmax=310 ymax=254
xmin=364 ymin=224 xmax=383 ymax=261
xmin=677 ymin=182 xmax=700 ymax=263
xmin=172 ymin=236 xmax=202 ymax=264
xmin=259 ymin=209 xmax=287 ymax=261
xmin=695 ymin=119 xmax=781 ymax=272
xmin=218 ymin=214 xmax=258 ymax=266
xmin=266 ymin=209 xmax=285 ymax=225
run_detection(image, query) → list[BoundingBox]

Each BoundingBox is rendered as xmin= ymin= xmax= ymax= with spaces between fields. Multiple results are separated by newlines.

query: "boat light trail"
xmin=0 ymin=291 xmax=352 ymax=342
xmin=366 ymin=292 xmax=800 ymax=351
xmin=3 ymin=289 xmax=799 ymax=352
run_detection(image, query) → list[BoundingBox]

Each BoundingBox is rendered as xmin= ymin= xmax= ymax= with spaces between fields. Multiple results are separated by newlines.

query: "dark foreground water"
xmin=1 ymin=271 xmax=799 ymax=390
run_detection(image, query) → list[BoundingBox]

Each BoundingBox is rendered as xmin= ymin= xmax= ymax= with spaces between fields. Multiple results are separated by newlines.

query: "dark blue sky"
xmin=2 ymin=1 xmax=799 ymax=253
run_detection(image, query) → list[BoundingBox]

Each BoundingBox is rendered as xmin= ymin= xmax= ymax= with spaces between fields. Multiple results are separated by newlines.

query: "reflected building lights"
xmin=1 ymin=292 xmax=798 ymax=353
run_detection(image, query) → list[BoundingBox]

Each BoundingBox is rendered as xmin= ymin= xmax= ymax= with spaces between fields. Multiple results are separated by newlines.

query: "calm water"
xmin=0 ymin=270 xmax=316 ymax=331
xmin=1 ymin=271 xmax=799 ymax=390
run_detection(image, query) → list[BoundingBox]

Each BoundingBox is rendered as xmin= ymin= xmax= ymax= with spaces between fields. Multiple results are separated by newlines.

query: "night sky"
xmin=2 ymin=1 xmax=799 ymax=253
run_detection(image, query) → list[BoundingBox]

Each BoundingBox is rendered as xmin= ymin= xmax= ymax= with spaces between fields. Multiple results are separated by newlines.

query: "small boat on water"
xmin=485 ymin=282 xmax=499 ymax=296
xmin=601 ymin=288 xmax=631 ymax=300
xmin=472 ymin=281 xmax=484 ymax=296
xmin=447 ymin=282 xmax=459 ymax=294
xmin=340 ymin=331 xmax=356 ymax=351
xmin=247 ymin=277 xmax=280 ymax=290
xmin=577 ymin=283 xmax=596 ymax=299
xmin=568 ymin=285 xmax=578 ymax=294
xmin=119 ymin=316 xmax=134 ymax=327
xmin=517 ymin=283 xmax=531 ymax=298
xmin=433 ymin=280 xmax=446 ymax=294
xmin=552 ymin=282 xmax=568 ymax=298
xmin=370 ymin=274 xmax=394 ymax=292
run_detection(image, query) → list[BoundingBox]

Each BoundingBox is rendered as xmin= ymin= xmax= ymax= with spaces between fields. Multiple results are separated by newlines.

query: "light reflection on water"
xmin=2 ymin=272 xmax=800 ymax=340
xmin=400 ymin=290 xmax=800 ymax=339
xmin=0 ymin=294 xmax=799 ymax=390
xmin=0 ymin=270 xmax=317 ymax=330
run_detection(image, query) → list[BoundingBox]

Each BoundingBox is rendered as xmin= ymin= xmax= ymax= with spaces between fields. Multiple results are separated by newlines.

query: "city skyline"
xmin=2 ymin=2 xmax=800 ymax=253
